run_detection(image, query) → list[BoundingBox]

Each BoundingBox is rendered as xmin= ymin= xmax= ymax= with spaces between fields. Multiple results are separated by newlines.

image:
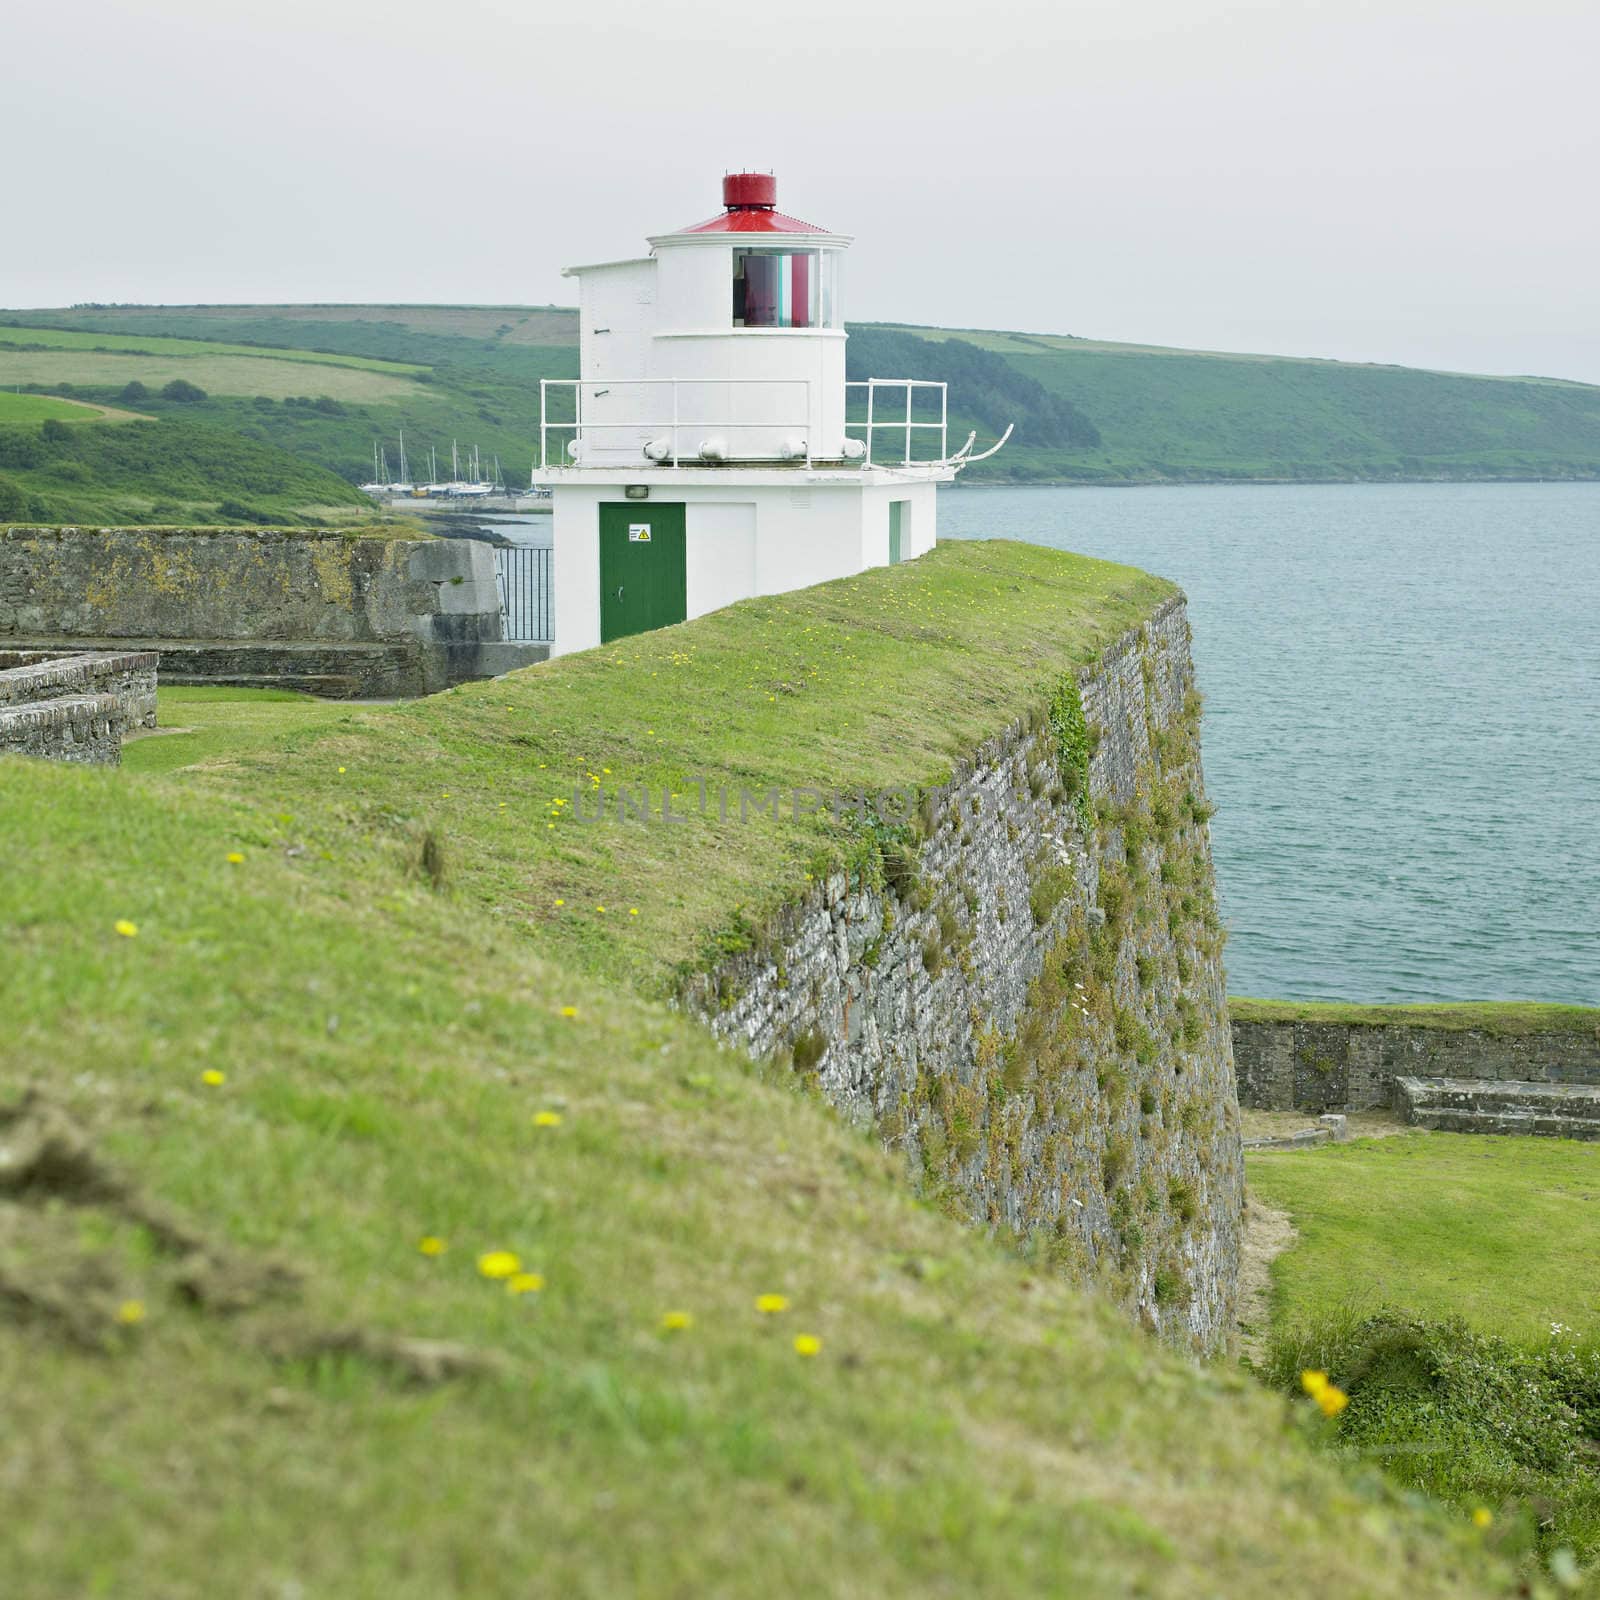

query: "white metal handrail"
xmin=540 ymin=377 xmax=814 ymax=470
xmin=538 ymin=376 xmax=952 ymax=470
xmin=844 ymin=379 xmax=948 ymax=467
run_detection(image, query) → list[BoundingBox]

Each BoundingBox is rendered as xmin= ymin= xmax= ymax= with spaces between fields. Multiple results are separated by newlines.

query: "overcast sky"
xmin=7 ymin=0 xmax=1599 ymax=382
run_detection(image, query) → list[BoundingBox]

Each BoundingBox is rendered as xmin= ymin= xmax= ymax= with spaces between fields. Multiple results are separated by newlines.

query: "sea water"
xmin=940 ymin=482 xmax=1600 ymax=1004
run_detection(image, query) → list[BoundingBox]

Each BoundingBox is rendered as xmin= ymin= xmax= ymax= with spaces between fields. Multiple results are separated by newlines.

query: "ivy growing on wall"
xmin=1048 ymin=674 xmax=1094 ymax=830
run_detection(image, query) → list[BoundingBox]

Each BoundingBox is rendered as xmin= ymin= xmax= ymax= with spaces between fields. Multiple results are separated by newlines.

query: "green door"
xmin=599 ymin=502 xmax=687 ymax=643
xmin=889 ymin=500 xmax=906 ymax=565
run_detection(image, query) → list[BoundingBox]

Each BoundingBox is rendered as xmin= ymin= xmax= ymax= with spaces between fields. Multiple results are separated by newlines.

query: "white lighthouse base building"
xmin=533 ymin=172 xmax=1004 ymax=659
xmin=549 ymin=470 xmax=940 ymax=657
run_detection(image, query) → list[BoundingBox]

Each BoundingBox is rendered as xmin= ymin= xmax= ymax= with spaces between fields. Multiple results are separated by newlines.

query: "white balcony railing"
xmin=846 ymin=379 xmax=949 ymax=469
xmin=536 ymin=377 xmax=949 ymax=470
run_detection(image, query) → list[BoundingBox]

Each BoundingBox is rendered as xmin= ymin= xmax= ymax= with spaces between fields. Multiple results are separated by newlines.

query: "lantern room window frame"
xmin=731 ymin=248 xmax=839 ymax=330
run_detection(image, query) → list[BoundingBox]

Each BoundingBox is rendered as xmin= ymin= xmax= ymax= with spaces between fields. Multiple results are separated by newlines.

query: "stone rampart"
xmin=0 ymin=648 xmax=157 ymax=766
xmin=0 ymin=526 xmax=518 ymax=698
xmin=1234 ymin=1011 xmax=1600 ymax=1112
xmin=686 ymin=596 xmax=1243 ymax=1356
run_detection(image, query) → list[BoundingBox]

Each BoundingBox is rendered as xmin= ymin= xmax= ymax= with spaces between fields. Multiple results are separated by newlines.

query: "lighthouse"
xmin=536 ymin=172 xmax=1007 ymax=657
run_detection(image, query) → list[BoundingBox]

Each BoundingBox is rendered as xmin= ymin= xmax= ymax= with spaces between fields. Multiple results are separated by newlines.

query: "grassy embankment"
xmin=1231 ymin=998 xmax=1600 ymax=1034
xmin=0 ymin=543 xmax=1511 ymax=1597
xmin=6 ymin=304 xmax=1600 ymax=496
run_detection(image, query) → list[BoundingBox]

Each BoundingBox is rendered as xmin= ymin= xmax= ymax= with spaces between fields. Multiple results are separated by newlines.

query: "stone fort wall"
xmin=1233 ymin=1011 xmax=1600 ymax=1112
xmin=0 ymin=649 xmax=157 ymax=766
xmin=686 ymin=596 xmax=1244 ymax=1356
xmin=0 ymin=526 xmax=511 ymax=698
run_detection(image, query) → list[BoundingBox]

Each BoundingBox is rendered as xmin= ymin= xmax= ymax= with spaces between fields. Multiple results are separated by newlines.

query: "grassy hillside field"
xmin=0 ymin=416 xmax=371 ymax=524
xmin=0 ymin=308 xmax=578 ymax=509
xmin=0 ymin=391 xmax=150 ymax=426
xmin=4 ymin=304 xmax=1599 ymax=501
xmin=0 ymin=545 xmax=1516 ymax=1597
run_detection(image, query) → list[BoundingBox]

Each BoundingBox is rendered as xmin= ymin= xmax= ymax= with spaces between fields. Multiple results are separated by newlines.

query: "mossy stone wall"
xmin=1235 ymin=1017 xmax=1600 ymax=1112
xmin=688 ymin=596 xmax=1243 ymax=1355
xmin=0 ymin=526 xmax=505 ymax=696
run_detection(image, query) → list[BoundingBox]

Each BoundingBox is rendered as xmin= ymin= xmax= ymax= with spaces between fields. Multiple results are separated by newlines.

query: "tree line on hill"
xmin=844 ymin=327 xmax=1102 ymax=450
xmin=0 ymin=416 xmax=366 ymax=523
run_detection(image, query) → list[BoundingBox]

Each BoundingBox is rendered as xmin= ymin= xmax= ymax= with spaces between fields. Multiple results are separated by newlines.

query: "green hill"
xmin=0 ymin=416 xmax=371 ymax=524
xmin=0 ymin=307 xmax=578 ymax=502
xmin=0 ymin=545 xmax=1511 ymax=1596
xmin=882 ymin=324 xmax=1600 ymax=483
xmin=5 ymin=303 xmax=1599 ymax=493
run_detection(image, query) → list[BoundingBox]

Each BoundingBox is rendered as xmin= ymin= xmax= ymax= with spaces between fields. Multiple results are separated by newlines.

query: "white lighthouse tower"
xmin=536 ymin=172 xmax=1007 ymax=656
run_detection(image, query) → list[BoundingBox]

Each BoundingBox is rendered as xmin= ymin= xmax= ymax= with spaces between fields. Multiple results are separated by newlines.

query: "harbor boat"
xmin=359 ymin=440 xmax=392 ymax=495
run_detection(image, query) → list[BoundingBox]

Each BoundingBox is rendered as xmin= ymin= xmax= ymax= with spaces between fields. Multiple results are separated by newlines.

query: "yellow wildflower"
xmin=554 ymin=898 xmax=565 ymax=908
xmin=337 ymin=766 xmax=346 ymax=774
xmin=226 ymin=852 xmax=245 ymax=865
xmin=1472 ymin=1507 xmax=1493 ymax=1529
xmin=507 ymin=1272 xmax=545 ymax=1295
xmin=417 ymin=1236 xmax=447 ymax=1257
xmin=114 ymin=920 xmax=138 ymax=938
xmin=1315 ymin=1385 xmax=1349 ymax=1418
xmin=629 ymin=907 xmax=639 ymax=917
xmin=559 ymin=1005 xmax=579 ymax=1019
xmin=755 ymin=1293 xmax=789 ymax=1314
xmin=595 ymin=905 xmax=606 ymax=913
xmin=477 ymin=1250 xmax=521 ymax=1280
xmin=116 ymin=1299 xmax=146 ymax=1325
xmin=1300 ymin=1370 xmax=1329 ymax=1397
xmin=533 ymin=1110 xmax=563 ymax=1128
xmin=793 ymin=1334 xmax=822 ymax=1357
xmin=200 ymin=1069 xmax=226 ymax=1087
xmin=660 ymin=1310 xmax=693 ymax=1332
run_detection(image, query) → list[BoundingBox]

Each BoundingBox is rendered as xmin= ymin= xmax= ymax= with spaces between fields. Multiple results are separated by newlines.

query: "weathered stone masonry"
xmin=0 ymin=649 xmax=157 ymax=766
xmin=1234 ymin=1016 xmax=1600 ymax=1113
xmin=0 ymin=526 xmax=529 ymax=698
xmin=687 ymin=595 xmax=1244 ymax=1356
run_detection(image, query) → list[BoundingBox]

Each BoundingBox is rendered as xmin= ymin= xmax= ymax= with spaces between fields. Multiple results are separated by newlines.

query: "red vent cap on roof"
xmin=723 ymin=172 xmax=776 ymax=210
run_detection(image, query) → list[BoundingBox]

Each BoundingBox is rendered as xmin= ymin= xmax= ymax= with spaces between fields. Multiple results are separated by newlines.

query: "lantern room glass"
xmin=732 ymin=250 xmax=838 ymax=329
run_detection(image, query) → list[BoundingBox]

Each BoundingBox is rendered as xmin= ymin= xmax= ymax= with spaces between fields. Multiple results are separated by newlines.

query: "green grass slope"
xmin=7 ymin=304 xmax=1600 ymax=491
xmin=0 ymin=545 xmax=1509 ymax=1596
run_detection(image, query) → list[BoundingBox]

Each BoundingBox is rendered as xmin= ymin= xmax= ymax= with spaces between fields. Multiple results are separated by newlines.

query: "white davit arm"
xmin=960 ymin=423 xmax=1014 ymax=465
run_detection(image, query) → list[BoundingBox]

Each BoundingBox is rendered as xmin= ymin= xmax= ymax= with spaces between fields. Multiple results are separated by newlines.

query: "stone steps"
xmin=1395 ymin=1076 xmax=1600 ymax=1140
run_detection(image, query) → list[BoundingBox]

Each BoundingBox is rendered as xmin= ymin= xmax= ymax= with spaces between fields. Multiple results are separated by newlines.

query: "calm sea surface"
xmin=939 ymin=482 xmax=1600 ymax=1005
